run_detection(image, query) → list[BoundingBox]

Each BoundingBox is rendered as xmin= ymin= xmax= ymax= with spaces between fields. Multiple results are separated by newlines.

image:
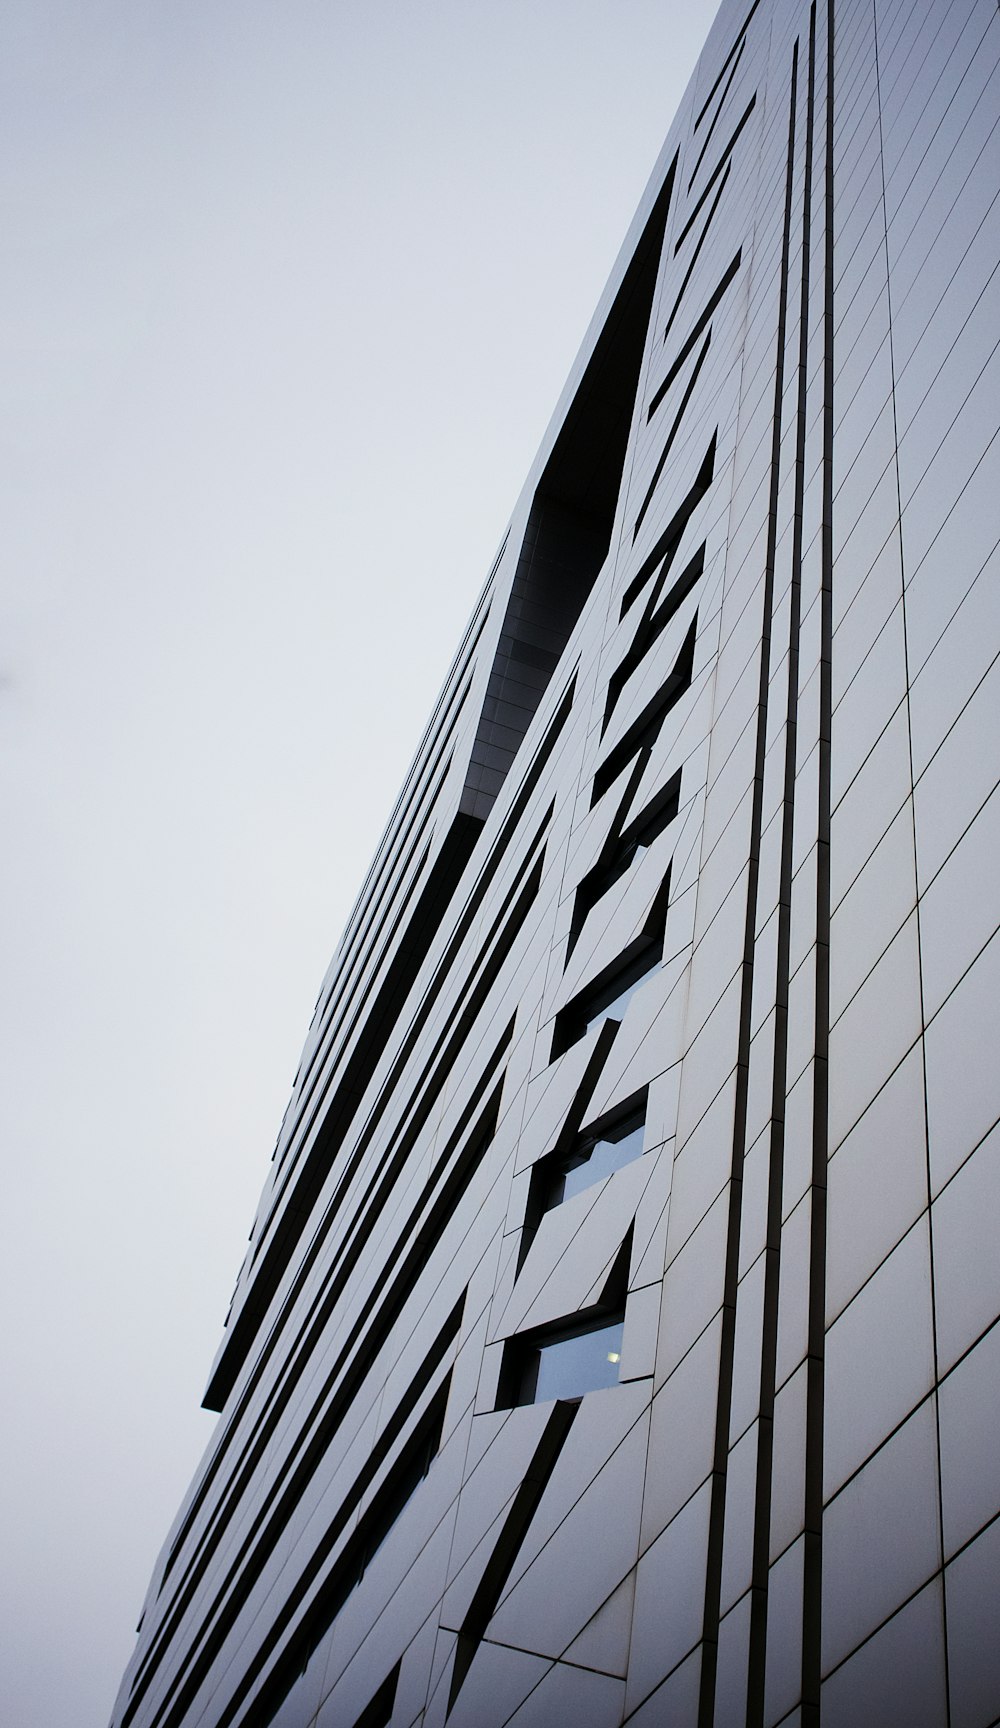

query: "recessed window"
xmin=570 ymin=774 xmax=680 ymax=949
xmin=590 ymin=615 xmax=697 ymax=807
xmin=504 ymin=1315 xmax=625 ymax=1406
xmin=543 ymin=1104 xmax=647 ymax=1211
xmin=551 ymin=941 xmax=663 ymax=1058
xmin=532 ymin=1320 xmax=624 ymax=1401
xmin=605 ymin=549 xmax=704 ymax=730
xmin=591 ymin=969 xmax=650 ymax=1029
xmin=498 ymin=1235 xmax=632 ymax=1409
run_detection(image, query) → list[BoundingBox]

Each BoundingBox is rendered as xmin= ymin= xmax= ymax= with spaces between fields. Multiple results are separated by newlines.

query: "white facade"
xmin=112 ymin=2 xmax=1000 ymax=1723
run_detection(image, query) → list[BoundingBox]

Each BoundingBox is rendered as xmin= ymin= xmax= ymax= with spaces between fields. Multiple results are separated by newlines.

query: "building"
xmin=111 ymin=0 xmax=1000 ymax=1723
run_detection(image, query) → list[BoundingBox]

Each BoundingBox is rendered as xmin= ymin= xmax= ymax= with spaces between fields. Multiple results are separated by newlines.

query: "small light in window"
xmin=607 ymin=1351 xmax=620 ymax=1363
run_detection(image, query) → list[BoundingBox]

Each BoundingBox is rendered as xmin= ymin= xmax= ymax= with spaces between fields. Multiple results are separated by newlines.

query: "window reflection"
xmin=553 ymin=942 xmax=663 ymax=1056
xmin=545 ymin=1107 xmax=647 ymax=1210
xmin=497 ymin=1238 xmax=632 ymax=1409
xmin=582 ymin=962 xmax=658 ymax=1037
xmin=521 ymin=1318 xmax=625 ymax=1404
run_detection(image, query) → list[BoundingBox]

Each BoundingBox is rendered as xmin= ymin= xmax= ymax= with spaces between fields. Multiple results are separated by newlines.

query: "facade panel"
xmin=112 ymin=2 xmax=1000 ymax=1723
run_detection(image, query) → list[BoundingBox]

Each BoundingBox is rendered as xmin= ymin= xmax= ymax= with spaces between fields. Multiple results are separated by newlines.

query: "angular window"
xmin=498 ymin=1234 xmax=632 ymax=1408
xmin=621 ymin=435 xmax=715 ymax=616
xmin=632 ymin=346 xmax=712 ymax=540
xmin=498 ymin=1312 xmax=626 ymax=1407
xmin=672 ymin=103 xmax=755 ymax=254
xmin=571 ymin=772 xmax=680 ymax=949
xmin=460 ymin=158 xmax=677 ymax=823
xmin=540 ymin=1101 xmax=647 ymax=1212
xmin=522 ymin=1318 xmax=625 ymax=1404
xmin=591 ymin=614 xmax=697 ymax=807
xmin=591 ymin=965 xmax=653 ymax=1028
xmin=356 ymin=1412 xmax=441 ymax=1580
xmin=648 ymin=249 xmax=743 ymax=419
xmin=692 ymin=0 xmax=761 ymax=131
xmin=687 ymin=38 xmax=746 ymax=190
xmin=605 ymin=552 xmax=704 ymax=730
xmin=551 ymin=939 xmax=663 ymax=1059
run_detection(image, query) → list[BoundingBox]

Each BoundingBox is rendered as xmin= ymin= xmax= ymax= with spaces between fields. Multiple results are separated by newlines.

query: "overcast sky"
xmin=0 ymin=4 xmax=716 ymax=1722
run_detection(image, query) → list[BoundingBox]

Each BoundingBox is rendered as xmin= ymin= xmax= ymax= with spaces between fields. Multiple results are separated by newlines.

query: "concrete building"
xmin=111 ymin=1 xmax=1000 ymax=1723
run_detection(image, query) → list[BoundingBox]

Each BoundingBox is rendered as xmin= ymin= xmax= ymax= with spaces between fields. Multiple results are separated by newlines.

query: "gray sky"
xmin=0 ymin=5 xmax=715 ymax=1722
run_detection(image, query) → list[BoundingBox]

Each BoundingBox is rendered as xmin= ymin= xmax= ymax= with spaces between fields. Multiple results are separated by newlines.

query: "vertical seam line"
xmin=697 ymin=32 xmax=802 ymax=1728
xmin=871 ymin=3 xmax=951 ymax=1721
xmin=802 ymin=0 xmax=834 ymax=1718
xmin=747 ymin=7 xmax=816 ymax=1721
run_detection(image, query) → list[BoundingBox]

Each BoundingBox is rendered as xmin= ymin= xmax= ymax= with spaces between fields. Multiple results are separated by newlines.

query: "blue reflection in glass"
xmin=542 ymin=1108 xmax=647 ymax=1212
xmin=581 ymin=952 xmax=660 ymax=1039
xmin=529 ymin=1319 xmax=625 ymax=1402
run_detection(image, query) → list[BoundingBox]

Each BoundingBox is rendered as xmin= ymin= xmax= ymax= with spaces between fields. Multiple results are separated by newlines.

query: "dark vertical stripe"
xmin=747 ymin=8 xmax=816 ymax=1725
xmin=697 ymin=38 xmax=802 ymax=1728
xmin=873 ymin=0 xmax=951 ymax=1713
xmin=802 ymin=0 xmax=835 ymax=1720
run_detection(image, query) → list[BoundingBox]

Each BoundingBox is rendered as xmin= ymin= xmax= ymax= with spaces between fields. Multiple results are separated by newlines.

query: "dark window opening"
xmin=605 ymin=545 xmax=705 ymax=732
xmin=673 ymin=98 xmax=757 ymax=255
xmin=633 ymin=334 xmax=712 ymax=542
xmin=648 ymin=249 xmax=744 ymax=422
xmin=552 ymin=943 xmax=663 ymax=1060
xmin=554 ymin=856 xmax=672 ymax=1060
xmin=688 ymin=36 xmax=747 ymax=189
xmin=533 ymin=1093 xmax=648 ymax=1217
xmin=622 ymin=433 xmax=716 ymax=616
xmin=693 ymin=0 xmax=761 ymax=130
xmin=497 ymin=1232 xmax=633 ymax=1408
xmin=662 ymin=166 xmax=732 ymax=351
xmin=591 ymin=614 xmax=697 ymax=808
xmin=350 ymin=1663 xmax=401 ymax=1728
xmin=354 ymin=1413 xmax=442 ymax=1581
xmin=571 ymin=773 xmax=680 ymax=947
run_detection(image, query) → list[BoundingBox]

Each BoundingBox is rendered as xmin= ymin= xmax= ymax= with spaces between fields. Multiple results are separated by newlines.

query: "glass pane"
xmin=583 ymin=957 xmax=659 ymax=1037
xmin=561 ymin=1121 xmax=646 ymax=1203
xmin=531 ymin=1320 xmax=625 ymax=1402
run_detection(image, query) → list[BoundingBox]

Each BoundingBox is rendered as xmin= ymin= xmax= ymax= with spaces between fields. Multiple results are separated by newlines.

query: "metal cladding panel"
xmin=112 ymin=2 xmax=1000 ymax=1725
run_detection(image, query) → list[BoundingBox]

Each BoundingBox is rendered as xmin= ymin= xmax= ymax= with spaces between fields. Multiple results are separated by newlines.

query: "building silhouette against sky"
xmin=112 ymin=0 xmax=1000 ymax=1722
